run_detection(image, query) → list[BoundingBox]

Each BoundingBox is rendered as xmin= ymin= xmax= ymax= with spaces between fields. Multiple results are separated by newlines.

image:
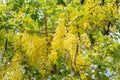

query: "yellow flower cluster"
xmin=80 ymin=33 xmax=91 ymax=48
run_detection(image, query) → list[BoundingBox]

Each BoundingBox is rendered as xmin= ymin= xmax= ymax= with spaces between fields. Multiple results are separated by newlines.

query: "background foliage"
xmin=0 ymin=0 xmax=120 ymax=80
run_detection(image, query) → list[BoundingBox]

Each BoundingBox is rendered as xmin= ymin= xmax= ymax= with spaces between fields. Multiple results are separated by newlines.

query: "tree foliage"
xmin=0 ymin=0 xmax=120 ymax=80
